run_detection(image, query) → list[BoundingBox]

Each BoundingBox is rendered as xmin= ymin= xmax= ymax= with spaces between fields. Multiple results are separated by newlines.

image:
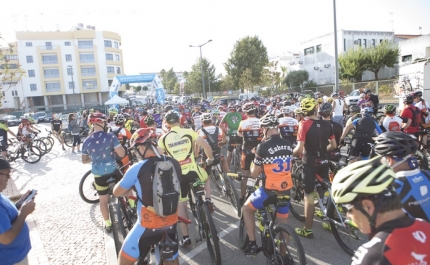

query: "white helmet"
xmin=282 ymin=106 xmax=294 ymax=115
xmin=200 ymin=113 xmax=212 ymax=122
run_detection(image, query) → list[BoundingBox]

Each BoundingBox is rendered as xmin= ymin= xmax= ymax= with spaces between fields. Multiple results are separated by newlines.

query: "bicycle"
xmin=187 ymin=178 xmax=221 ymax=265
xmin=234 ymin=174 xmax=306 ymax=265
xmin=6 ymin=138 xmax=43 ymax=164
xmin=63 ymin=126 xmax=90 ymax=147
xmin=229 ymin=134 xmax=242 ymax=174
xmin=289 ymin=167 xmax=367 ymax=255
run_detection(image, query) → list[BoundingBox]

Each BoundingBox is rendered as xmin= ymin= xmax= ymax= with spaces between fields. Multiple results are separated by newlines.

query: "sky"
xmin=1 ymin=0 xmax=430 ymax=76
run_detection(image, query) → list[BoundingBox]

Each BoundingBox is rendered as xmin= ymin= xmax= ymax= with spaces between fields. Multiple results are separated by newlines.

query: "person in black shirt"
xmin=51 ymin=114 xmax=65 ymax=151
xmin=0 ymin=119 xmax=18 ymax=159
xmin=365 ymin=89 xmax=379 ymax=116
xmin=319 ymin=103 xmax=342 ymax=162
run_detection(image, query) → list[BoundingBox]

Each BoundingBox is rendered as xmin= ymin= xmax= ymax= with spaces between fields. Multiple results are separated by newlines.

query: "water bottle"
xmin=322 ymin=191 xmax=330 ymax=206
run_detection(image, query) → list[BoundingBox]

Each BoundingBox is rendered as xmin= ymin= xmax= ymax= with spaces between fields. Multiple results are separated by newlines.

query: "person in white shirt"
xmin=331 ymin=92 xmax=345 ymax=127
xmin=380 ymin=104 xmax=407 ymax=132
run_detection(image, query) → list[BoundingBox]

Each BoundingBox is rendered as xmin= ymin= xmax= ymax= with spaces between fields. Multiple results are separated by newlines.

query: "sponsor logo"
xmin=168 ymin=139 xmax=190 ymax=148
xmin=408 ymin=196 xmax=430 ymax=206
xmin=412 ymin=231 xmax=427 ymax=244
xmin=268 ymin=145 xmax=292 ymax=154
xmin=412 ymin=176 xmax=424 ymax=183
xmin=420 ymin=185 xmax=428 ymax=196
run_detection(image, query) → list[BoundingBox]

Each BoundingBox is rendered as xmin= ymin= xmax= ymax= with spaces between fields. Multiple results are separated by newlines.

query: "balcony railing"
xmin=45 ymin=87 xmax=61 ymax=93
xmin=80 ymin=59 xmax=95 ymax=63
xmin=78 ymin=45 xmax=94 ymax=49
xmin=40 ymin=46 xmax=57 ymax=50
xmin=42 ymin=60 xmax=58 ymax=64
xmin=44 ymin=74 xmax=60 ymax=79
xmin=83 ymin=85 xmax=97 ymax=90
xmin=81 ymin=72 xmax=96 ymax=76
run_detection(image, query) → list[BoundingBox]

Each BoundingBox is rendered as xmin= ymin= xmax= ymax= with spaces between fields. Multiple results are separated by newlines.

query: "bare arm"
xmin=113 ymin=183 xmax=133 ymax=197
xmin=250 ymin=164 xmax=261 ymax=178
xmin=340 ymin=123 xmax=354 ymax=140
xmin=0 ymin=201 xmax=35 ymax=245
xmin=7 ymin=130 xmax=17 ymax=138
xmin=81 ymin=154 xmax=91 ymax=164
xmin=402 ymin=118 xmax=411 ymax=130
xmin=195 ymin=136 xmax=214 ymax=160
xmin=114 ymin=145 xmax=126 ymax=158
xmin=327 ymin=138 xmax=337 ymax=152
xmin=293 ymin=141 xmax=304 ymax=157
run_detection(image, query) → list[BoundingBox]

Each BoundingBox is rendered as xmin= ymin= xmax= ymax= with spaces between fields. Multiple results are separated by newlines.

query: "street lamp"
xmin=67 ymin=65 xmax=76 ymax=110
xmin=333 ymin=0 xmax=340 ymax=93
xmin=189 ymin=39 xmax=212 ymax=99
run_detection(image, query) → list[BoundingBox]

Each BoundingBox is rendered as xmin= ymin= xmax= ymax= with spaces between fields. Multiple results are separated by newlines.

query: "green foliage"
xmin=283 ymin=70 xmax=309 ymax=87
xmin=142 ymin=86 xmax=148 ymax=91
xmin=224 ymin=35 xmax=269 ymax=90
xmin=133 ymin=86 xmax=142 ymax=92
xmin=159 ymin=68 xmax=178 ymax=92
xmin=379 ymin=84 xmax=391 ymax=94
xmin=338 ymin=47 xmax=367 ymax=82
xmin=304 ymin=79 xmax=318 ymax=88
xmin=183 ymin=57 xmax=218 ymax=95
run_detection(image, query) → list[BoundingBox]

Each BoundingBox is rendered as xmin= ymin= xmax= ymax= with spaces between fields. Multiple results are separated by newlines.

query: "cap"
xmin=0 ymin=159 xmax=11 ymax=170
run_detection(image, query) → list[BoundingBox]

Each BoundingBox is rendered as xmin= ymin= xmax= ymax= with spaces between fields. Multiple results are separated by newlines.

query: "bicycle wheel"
xmin=21 ymin=146 xmax=42 ymax=164
xmin=290 ymin=169 xmax=305 ymax=221
xmin=32 ymin=140 xmax=47 ymax=156
xmin=327 ymin=199 xmax=368 ymax=255
xmin=209 ymin=164 xmax=223 ymax=193
xmin=238 ymin=214 xmax=248 ymax=249
xmin=200 ymin=204 xmax=221 ymax=265
xmin=116 ymin=197 xmax=136 ymax=238
xmin=64 ymin=133 xmax=73 ymax=147
xmin=232 ymin=149 xmax=238 ymax=173
xmin=41 ymin=137 xmax=53 ymax=153
xmin=79 ymin=170 xmax=99 ymax=203
xmin=46 ymin=136 xmax=55 ymax=146
xmin=224 ymin=173 xmax=241 ymax=217
xmin=272 ymin=224 xmax=307 ymax=265
xmin=416 ymin=150 xmax=429 ymax=170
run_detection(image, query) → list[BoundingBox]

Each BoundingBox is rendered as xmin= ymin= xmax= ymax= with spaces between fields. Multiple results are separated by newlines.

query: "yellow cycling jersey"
xmin=0 ymin=123 xmax=8 ymax=131
xmin=124 ymin=120 xmax=133 ymax=131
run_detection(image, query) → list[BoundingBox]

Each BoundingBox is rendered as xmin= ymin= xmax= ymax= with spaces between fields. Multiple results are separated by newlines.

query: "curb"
xmin=104 ymin=198 xmax=118 ymax=265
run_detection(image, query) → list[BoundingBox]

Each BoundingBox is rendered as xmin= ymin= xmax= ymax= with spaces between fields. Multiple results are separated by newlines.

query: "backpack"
xmin=201 ymin=127 xmax=220 ymax=152
xmin=408 ymin=107 xmax=421 ymax=127
xmin=152 ymin=156 xmax=181 ymax=217
xmin=68 ymin=122 xmax=73 ymax=132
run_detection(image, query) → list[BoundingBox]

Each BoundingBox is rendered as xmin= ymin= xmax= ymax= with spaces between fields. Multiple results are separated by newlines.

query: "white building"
xmin=13 ymin=27 xmax=125 ymax=111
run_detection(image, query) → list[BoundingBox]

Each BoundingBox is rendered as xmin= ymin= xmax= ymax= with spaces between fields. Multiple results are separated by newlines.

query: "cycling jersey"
xmin=382 ymin=115 xmax=404 ymax=132
xmin=328 ymin=120 xmax=342 ymax=161
xmin=394 ymin=169 xmax=430 ymax=221
xmin=192 ymin=111 xmax=202 ymax=131
xmin=278 ymin=117 xmax=298 ymax=143
xmin=124 ymin=119 xmax=134 ymax=131
xmin=345 ymin=114 xmax=361 ymax=127
xmin=238 ymin=117 xmax=261 ymax=148
xmin=401 ymin=106 xmax=421 ymax=134
xmin=51 ymin=119 xmax=62 ymax=132
xmin=221 ymin=112 xmax=242 ymax=135
xmin=352 ymin=117 xmax=383 ymax=139
xmin=352 ymin=215 xmax=430 ymax=265
xmin=197 ymin=125 xmax=223 ymax=154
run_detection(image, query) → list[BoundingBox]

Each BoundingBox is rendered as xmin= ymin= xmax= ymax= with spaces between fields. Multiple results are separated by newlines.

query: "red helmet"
xmin=130 ymin=128 xmax=157 ymax=148
xmin=21 ymin=118 xmax=29 ymax=124
xmin=89 ymin=113 xmax=107 ymax=124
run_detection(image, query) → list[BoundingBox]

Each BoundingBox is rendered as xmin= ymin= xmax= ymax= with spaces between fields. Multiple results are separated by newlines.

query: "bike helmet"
xmin=326 ymin=97 xmax=334 ymax=103
xmin=403 ymin=94 xmax=414 ymax=104
xmin=108 ymin=107 xmax=118 ymax=114
xmin=361 ymin=107 xmax=373 ymax=117
xmin=212 ymin=110 xmax=220 ymax=115
xmin=318 ymin=103 xmax=333 ymax=116
xmin=89 ymin=113 xmax=107 ymax=124
xmin=283 ymin=101 xmax=292 ymax=106
xmin=383 ymin=104 xmax=396 ymax=114
xmin=364 ymin=89 xmax=372 ymax=94
xmin=331 ymin=92 xmax=338 ymax=97
xmin=242 ymin=102 xmax=256 ymax=113
xmin=300 ymin=97 xmax=318 ymax=115
xmin=164 ymin=105 xmax=173 ymax=113
xmin=294 ymin=108 xmax=304 ymax=115
xmin=164 ymin=110 xmax=180 ymax=124
xmin=123 ymin=113 xmax=131 ymax=119
xmin=349 ymin=105 xmax=360 ymax=114
xmin=250 ymin=97 xmax=256 ymax=101
xmin=144 ymin=114 xmax=154 ymax=124
xmin=113 ymin=114 xmax=125 ymax=125
xmin=374 ymin=132 xmax=418 ymax=158
xmin=413 ymin=91 xmax=423 ymax=98
xmin=259 ymin=114 xmax=279 ymax=128
xmin=21 ymin=118 xmax=29 ymax=123
xmin=282 ymin=106 xmax=294 ymax=115
xmin=332 ymin=157 xmax=395 ymax=204
xmin=200 ymin=113 xmax=212 ymax=122
xmin=130 ymin=128 xmax=157 ymax=148
xmin=264 ymin=99 xmax=271 ymax=104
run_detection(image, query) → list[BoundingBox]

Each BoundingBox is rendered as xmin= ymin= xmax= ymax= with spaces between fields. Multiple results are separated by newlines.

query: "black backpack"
xmin=201 ymin=127 xmax=220 ymax=152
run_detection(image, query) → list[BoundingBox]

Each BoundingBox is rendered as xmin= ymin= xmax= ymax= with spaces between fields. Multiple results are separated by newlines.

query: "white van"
xmin=239 ymin=93 xmax=258 ymax=101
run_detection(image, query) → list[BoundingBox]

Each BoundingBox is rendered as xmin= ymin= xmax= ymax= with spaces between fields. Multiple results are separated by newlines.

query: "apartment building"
xmin=0 ymin=42 xmax=25 ymax=110
xmin=14 ymin=28 xmax=125 ymax=111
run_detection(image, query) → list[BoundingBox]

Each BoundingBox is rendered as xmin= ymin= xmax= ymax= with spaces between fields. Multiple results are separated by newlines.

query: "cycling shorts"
xmin=227 ymin=135 xmax=243 ymax=152
xmin=302 ymin=163 xmax=329 ymax=194
xmin=248 ymin=187 xmax=290 ymax=218
xmin=93 ymin=170 xmax=121 ymax=195
xmin=0 ymin=140 xmax=7 ymax=152
xmin=350 ymin=138 xmax=372 ymax=159
xmin=120 ymin=224 xmax=178 ymax=262
xmin=241 ymin=148 xmax=255 ymax=170
xmin=180 ymin=169 xmax=207 ymax=202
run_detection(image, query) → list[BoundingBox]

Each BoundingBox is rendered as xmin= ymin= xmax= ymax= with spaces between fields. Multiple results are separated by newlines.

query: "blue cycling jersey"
xmin=394 ymin=169 xmax=430 ymax=222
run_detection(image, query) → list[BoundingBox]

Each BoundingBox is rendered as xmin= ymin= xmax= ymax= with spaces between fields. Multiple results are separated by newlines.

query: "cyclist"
xmin=345 ymin=105 xmax=361 ymax=127
xmin=191 ymin=105 xmax=203 ymax=131
xmin=374 ymin=132 xmax=430 ymax=221
xmin=81 ymin=113 xmax=126 ymax=232
xmin=107 ymin=107 xmax=118 ymax=131
xmin=222 ymin=105 xmax=243 ymax=165
xmin=293 ymin=97 xmax=337 ymax=238
xmin=380 ymin=104 xmax=405 ymax=132
xmin=331 ymin=92 xmax=345 ymax=127
xmin=111 ymin=114 xmax=132 ymax=170
xmin=319 ymin=103 xmax=342 ymax=162
xmin=401 ymin=95 xmax=421 ymax=139
xmin=365 ymin=89 xmax=380 ymax=116
xmin=113 ymin=128 xmax=182 ymax=265
xmin=0 ymin=119 xmax=18 ymax=159
xmin=51 ymin=114 xmax=66 ymax=151
xmin=212 ymin=110 xmax=222 ymax=127
xmin=243 ymin=114 xmax=293 ymax=256
xmin=158 ymin=110 xmax=214 ymax=246
xmin=340 ymin=107 xmax=383 ymax=164
xmin=17 ymin=118 xmax=39 ymax=147
xmin=294 ymin=108 xmax=305 ymax=123
xmin=237 ymin=102 xmax=262 ymax=205
xmin=278 ymin=106 xmax=298 ymax=145
xmin=196 ymin=113 xmax=228 ymax=178
xmin=332 ymin=157 xmax=430 ymax=265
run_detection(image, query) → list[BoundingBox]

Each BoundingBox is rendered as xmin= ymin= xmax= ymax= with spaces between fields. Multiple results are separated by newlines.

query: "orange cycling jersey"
xmin=253 ymin=134 xmax=294 ymax=191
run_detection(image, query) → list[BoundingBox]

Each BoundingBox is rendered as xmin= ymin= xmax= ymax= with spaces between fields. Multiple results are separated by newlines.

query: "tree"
xmin=159 ymin=68 xmax=178 ymax=92
xmin=183 ymin=57 xmax=218 ymax=96
xmin=142 ymin=86 xmax=148 ymax=91
xmin=0 ymin=35 xmax=26 ymax=108
xmin=338 ymin=47 xmax=367 ymax=82
xmin=224 ymin=36 xmax=269 ymax=91
xmin=363 ymin=41 xmax=400 ymax=80
xmin=283 ymin=70 xmax=309 ymax=88
xmin=133 ymin=86 xmax=142 ymax=93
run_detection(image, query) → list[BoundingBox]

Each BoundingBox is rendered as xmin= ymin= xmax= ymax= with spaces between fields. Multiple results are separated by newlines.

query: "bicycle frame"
xmin=188 ymin=178 xmax=206 ymax=242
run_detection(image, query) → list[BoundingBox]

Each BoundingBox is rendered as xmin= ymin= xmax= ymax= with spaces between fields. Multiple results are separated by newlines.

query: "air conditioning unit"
xmin=78 ymin=23 xmax=84 ymax=27
xmin=86 ymin=25 xmax=92 ymax=29
xmin=91 ymin=26 xmax=95 ymax=30
xmin=324 ymin=64 xmax=331 ymax=68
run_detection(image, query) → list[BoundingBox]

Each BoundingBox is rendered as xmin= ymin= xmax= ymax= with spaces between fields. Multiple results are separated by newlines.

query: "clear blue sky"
xmin=1 ymin=0 xmax=429 ymax=76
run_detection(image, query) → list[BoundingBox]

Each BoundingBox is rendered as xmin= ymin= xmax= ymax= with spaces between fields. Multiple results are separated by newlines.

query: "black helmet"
xmin=413 ymin=91 xmax=423 ymax=98
xmin=374 ymin=132 xmax=418 ymax=158
xmin=164 ymin=110 xmax=180 ymax=124
xmin=250 ymin=97 xmax=256 ymax=101
xmin=349 ymin=105 xmax=360 ymax=114
xmin=318 ymin=103 xmax=333 ymax=116
xmin=164 ymin=105 xmax=173 ymax=113
xmin=403 ymin=95 xmax=414 ymax=104
xmin=283 ymin=100 xmax=292 ymax=106
xmin=364 ymin=89 xmax=371 ymax=94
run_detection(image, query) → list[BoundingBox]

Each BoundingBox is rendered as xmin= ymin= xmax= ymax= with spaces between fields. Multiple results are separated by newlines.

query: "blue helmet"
xmin=361 ymin=107 xmax=373 ymax=117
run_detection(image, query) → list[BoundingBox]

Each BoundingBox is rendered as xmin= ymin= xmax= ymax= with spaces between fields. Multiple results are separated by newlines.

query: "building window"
xmin=30 ymin=84 xmax=37 ymax=91
xmin=114 ymin=42 xmax=119 ymax=48
xmin=12 ymin=90 xmax=18 ymax=96
xmin=65 ymin=54 xmax=72 ymax=62
xmin=357 ymin=39 xmax=361 ymax=46
xmin=42 ymin=55 xmax=58 ymax=64
xmin=81 ymin=67 xmax=96 ymax=76
xmin=26 ymin=56 xmax=33 ymax=63
xmin=45 ymin=82 xmax=61 ymax=92
xmin=28 ymin=70 xmax=35 ymax=77
xmin=82 ymin=80 xmax=98 ymax=90
xmin=44 ymin=69 xmax=60 ymax=78
xmin=372 ymin=39 xmax=376 ymax=47
xmin=106 ymin=53 xmax=113 ymax=61
xmin=108 ymin=80 xmax=113 ymax=86
xmin=67 ymin=68 xmax=73 ymax=75
xmin=79 ymin=53 xmax=95 ymax=63
xmin=65 ymin=41 xmax=71 ymax=46
xmin=45 ymin=42 xmax=53 ymax=50
xmin=304 ymin=46 xmax=315 ymax=56
xmin=4 ymin=55 xmax=18 ymax=60
xmin=116 ymin=67 xmax=121 ymax=74
xmin=26 ymin=42 xmax=32 ymax=47
xmin=402 ymin=55 xmax=412 ymax=62
xmin=68 ymin=81 xmax=75 ymax=89
xmin=107 ymin=66 xmax=114 ymax=73
xmin=0 ymin=64 xmax=18 ymax=69
xmin=380 ymin=39 xmax=383 ymax=43
xmin=115 ymin=54 xmax=120 ymax=61
xmin=78 ymin=40 xmax=93 ymax=49
xmin=316 ymin=44 xmax=322 ymax=53
xmin=363 ymin=39 xmax=367 ymax=48
xmin=104 ymin=40 xmax=112 ymax=47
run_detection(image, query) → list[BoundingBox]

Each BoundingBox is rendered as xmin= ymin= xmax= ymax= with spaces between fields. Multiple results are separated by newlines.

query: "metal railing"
xmin=39 ymin=46 xmax=57 ymax=50
xmin=42 ymin=60 xmax=58 ymax=64
xmin=44 ymin=74 xmax=60 ymax=79
xmin=45 ymin=87 xmax=61 ymax=93
xmin=78 ymin=45 xmax=94 ymax=49
xmin=83 ymin=85 xmax=97 ymax=90
xmin=80 ymin=59 xmax=95 ymax=63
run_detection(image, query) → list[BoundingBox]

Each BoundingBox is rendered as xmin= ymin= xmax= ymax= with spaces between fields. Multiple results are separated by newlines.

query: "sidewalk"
xmin=5 ymin=179 xmax=49 ymax=265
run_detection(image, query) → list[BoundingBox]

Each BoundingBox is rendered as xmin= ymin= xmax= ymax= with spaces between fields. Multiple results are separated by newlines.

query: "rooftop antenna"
xmin=419 ymin=26 xmax=422 ymax=35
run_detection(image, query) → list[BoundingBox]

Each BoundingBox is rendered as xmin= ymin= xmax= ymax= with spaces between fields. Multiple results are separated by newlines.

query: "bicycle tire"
xmin=238 ymin=213 xmax=249 ymax=249
xmin=327 ymin=199 xmax=368 ymax=255
xmin=209 ymin=164 xmax=223 ymax=193
xmin=290 ymin=169 xmax=305 ymax=221
xmin=64 ymin=133 xmax=73 ymax=147
xmin=273 ymin=223 xmax=307 ymax=265
xmin=32 ymin=140 xmax=47 ymax=156
xmin=21 ymin=146 xmax=42 ymax=164
xmin=41 ymin=137 xmax=53 ymax=153
xmin=200 ymin=204 xmax=221 ymax=265
xmin=79 ymin=170 xmax=99 ymax=203
xmin=224 ymin=173 xmax=241 ymax=217
xmin=116 ymin=197 xmax=135 ymax=238
xmin=46 ymin=136 xmax=55 ymax=146
xmin=188 ymin=191 xmax=199 ymax=222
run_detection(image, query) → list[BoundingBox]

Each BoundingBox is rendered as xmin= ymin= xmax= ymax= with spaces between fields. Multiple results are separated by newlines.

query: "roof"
xmin=394 ymin=34 xmax=421 ymax=39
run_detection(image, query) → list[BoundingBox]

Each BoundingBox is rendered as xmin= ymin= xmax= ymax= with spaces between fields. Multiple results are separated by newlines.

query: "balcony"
xmin=44 ymin=74 xmax=60 ymax=79
xmin=81 ymin=72 xmax=96 ymax=76
xmin=39 ymin=46 xmax=57 ymax=50
xmin=45 ymin=87 xmax=61 ymax=93
xmin=80 ymin=59 xmax=95 ymax=63
xmin=78 ymin=45 xmax=94 ymax=49
xmin=83 ymin=85 xmax=97 ymax=90
xmin=42 ymin=60 xmax=58 ymax=64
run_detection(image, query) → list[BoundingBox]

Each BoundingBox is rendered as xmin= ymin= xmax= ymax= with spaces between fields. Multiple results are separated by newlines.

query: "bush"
xmin=379 ymin=84 xmax=391 ymax=94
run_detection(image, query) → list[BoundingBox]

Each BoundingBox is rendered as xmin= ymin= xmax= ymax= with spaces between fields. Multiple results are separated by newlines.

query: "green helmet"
xmin=108 ymin=107 xmax=118 ymax=114
xmin=383 ymin=104 xmax=396 ymax=114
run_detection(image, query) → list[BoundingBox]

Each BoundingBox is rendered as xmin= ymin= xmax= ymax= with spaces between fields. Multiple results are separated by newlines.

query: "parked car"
xmin=3 ymin=115 xmax=20 ymax=127
xmin=44 ymin=112 xmax=54 ymax=122
xmin=34 ymin=112 xmax=47 ymax=124
xmin=344 ymin=90 xmax=361 ymax=106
